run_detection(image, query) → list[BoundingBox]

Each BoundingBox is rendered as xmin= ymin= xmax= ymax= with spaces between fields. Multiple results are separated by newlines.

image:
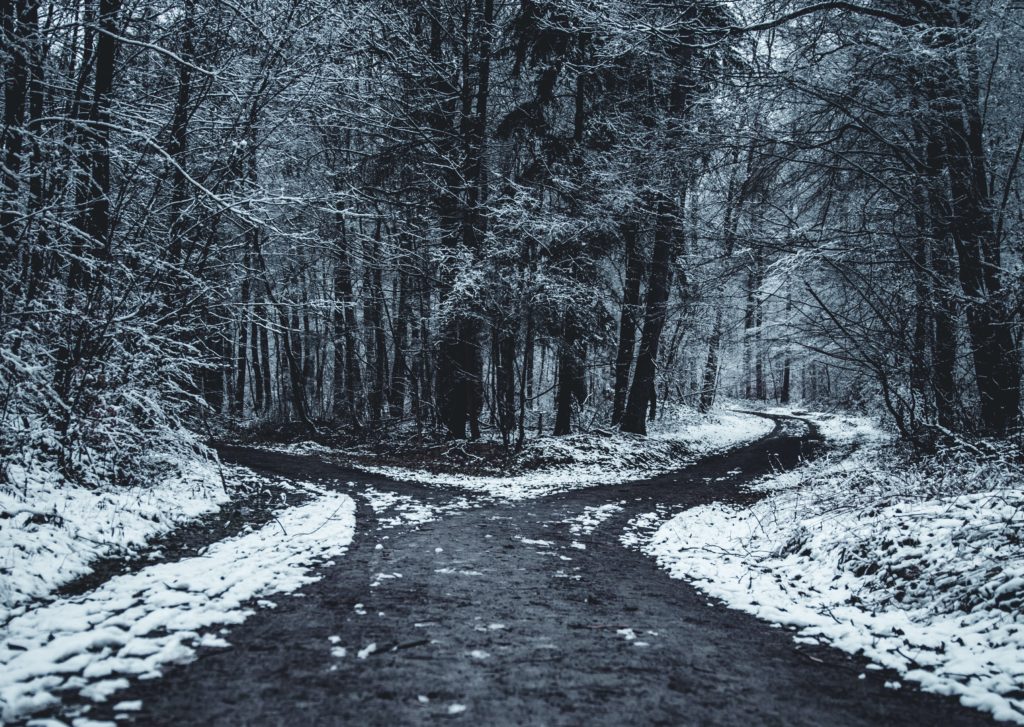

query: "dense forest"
xmin=3 ymin=0 xmax=1023 ymax=485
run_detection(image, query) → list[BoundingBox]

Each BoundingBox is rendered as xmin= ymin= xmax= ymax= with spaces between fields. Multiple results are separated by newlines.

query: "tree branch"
xmin=729 ymin=2 xmax=918 ymax=35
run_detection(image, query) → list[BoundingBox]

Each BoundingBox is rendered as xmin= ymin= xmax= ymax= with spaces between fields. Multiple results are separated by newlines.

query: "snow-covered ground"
xmin=1 ymin=457 xmax=232 ymax=622
xmin=0 ymin=483 xmax=356 ymax=723
xmin=641 ymin=412 xmax=1024 ymax=724
xmin=354 ymin=409 xmax=775 ymax=501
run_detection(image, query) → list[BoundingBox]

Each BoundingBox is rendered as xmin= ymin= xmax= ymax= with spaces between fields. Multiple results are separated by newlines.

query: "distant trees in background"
xmin=3 ymin=0 xmax=1023 ymax=483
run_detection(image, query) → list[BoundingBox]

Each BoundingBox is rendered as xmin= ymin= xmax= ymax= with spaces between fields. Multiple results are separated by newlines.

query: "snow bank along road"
xmin=54 ymin=415 xmax=998 ymax=725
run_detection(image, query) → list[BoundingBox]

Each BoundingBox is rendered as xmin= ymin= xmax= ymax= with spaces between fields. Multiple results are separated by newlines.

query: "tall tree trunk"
xmin=915 ymin=117 xmax=959 ymax=430
xmin=257 ymin=300 xmax=273 ymax=413
xmin=943 ymin=121 xmax=1020 ymax=433
xmin=363 ymin=219 xmax=388 ymax=425
xmin=201 ymin=309 xmax=226 ymax=414
xmin=929 ymin=22 xmax=1020 ymax=433
xmin=1 ymin=0 xmax=32 ymax=262
xmin=621 ymin=197 xmax=678 ymax=435
xmin=494 ymin=322 xmax=516 ymax=445
xmin=415 ymin=252 xmax=433 ymax=427
xmin=250 ymin=312 xmax=264 ymax=414
xmin=80 ymin=0 xmax=118 ymax=265
xmin=699 ymin=308 xmax=723 ymax=412
xmin=54 ymin=0 xmax=119 ymax=467
xmin=611 ymin=219 xmax=643 ymax=424
xmin=22 ymin=0 xmax=46 ymax=302
xmin=553 ymin=317 xmax=584 ymax=436
xmin=389 ymin=250 xmax=411 ymax=418
xmin=233 ymin=254 xmax=251 ymax=416
xmin=279 ymin=306 xmax=312 ymax=427
xmin=332 ymin=213 xmax=362 ymax=424
xmin=779 ymin=295 xmax=793 ymax=405
xmin=166 ymin=0 xmax=193 ymax=270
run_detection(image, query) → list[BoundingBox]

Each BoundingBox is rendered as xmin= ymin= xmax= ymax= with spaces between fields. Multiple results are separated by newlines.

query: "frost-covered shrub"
xmin=752 ymin=441 xmax=1024 ymax=618
xmin=831 ymin=445 xmax=1024 ymax=616
xmin=0 ymin=283 xmax=209 ymax=491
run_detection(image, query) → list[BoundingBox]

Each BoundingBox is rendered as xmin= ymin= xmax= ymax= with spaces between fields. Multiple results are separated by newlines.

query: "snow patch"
xmin=360 ymin=486 xmax=468 ymax=528
xmin=645 ymin=437 xmax=1024 ymax=724
xmin=563 ymin=503 xmax=624 ymax=536
xmin=0 ymin=458 xmax=233 ymax=621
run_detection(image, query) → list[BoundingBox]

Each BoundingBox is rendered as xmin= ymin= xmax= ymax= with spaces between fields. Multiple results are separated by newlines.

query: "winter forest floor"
xmin=2 ymin=411 xmax=1017 ymax=725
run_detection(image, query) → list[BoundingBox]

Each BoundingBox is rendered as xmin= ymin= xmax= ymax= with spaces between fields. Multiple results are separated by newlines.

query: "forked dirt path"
xmin=87 ymin=416 xmax=995 ymax=726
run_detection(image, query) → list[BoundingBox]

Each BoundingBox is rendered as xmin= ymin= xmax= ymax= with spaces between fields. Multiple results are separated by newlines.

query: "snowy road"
xmin=35 ymin=417 xmax=998 ymax=725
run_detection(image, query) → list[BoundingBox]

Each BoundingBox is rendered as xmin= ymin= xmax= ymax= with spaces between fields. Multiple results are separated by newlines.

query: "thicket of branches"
xmin=3 ymin=0 xmax=1023 ymax=484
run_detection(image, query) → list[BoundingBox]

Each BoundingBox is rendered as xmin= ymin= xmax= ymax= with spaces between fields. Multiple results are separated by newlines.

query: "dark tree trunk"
xmin=81 ymin=0 xmax=119 ymax=263
xmin=611 ymin=219 xmax=643 ymax=424
xmin=943 ymin=117 xmax=1020 ymax=434
xmin=932 ymin=253 xmax=958 ymax=430
xmin=517 ymin=308 xmax=534 ymax=448
xmin=621 ymin=197 xmax=678 ymax=435
xmin=914 ymin=119 xmax=959 ymax=430
xmin=233 ymin=258 xmax=251 ymax=416
xmin=780 ymin=357 xmax=792 ymax=405
xmin=927 ymin=22 xmax=1020 ymax=433
xmin=166 ymin=0 xmax=193 ymax=270
xmin=494 ymin=323 xmax=516 ymax=445
xmin=743 ymin=248 xmax=765 ymax=400
xmin=699 ymin=308 xmax=723 ymax=412
xmin=1 ymin=0 xmax=32 ymax=257
xmin=438 ymin=318 xmax=479 ymax=439
xmin=553 ymin=317 xmax=584 ymax=436
xmin=389 ymin=250 xmax=411 ymax=418
xmin=257 ymin=300 xmax=273 ymax=413
xmin=332 ymin=214 xmax=362 ymax=424
xmin=250 ymin=313 xmax=264 ymax=414
xmin=363 ymin=220 xmax=389 ymax=425
xmin=201 ymin=311 xmax=226 ymax=414
xmin=22 ymin=0 xmax=46 ymax=302
xmin=279 ymin=306 xmax=312 ymax=427
xmin=415 ymin=255 xmax=433 ymax=426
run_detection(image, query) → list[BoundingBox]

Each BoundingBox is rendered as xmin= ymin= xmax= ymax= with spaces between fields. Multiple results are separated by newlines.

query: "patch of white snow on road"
xmin=0 ymin=492 xmax=356 ymax=723
xmin=620 ymin=509 xmax=670 ymax=549
xmin=434 ymin=568 xmax=483 ymax=576
xmin=563 ymin=504 xmax=624 ymax=537
xmin=359 ymin=486 xmax=469 ymax=529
